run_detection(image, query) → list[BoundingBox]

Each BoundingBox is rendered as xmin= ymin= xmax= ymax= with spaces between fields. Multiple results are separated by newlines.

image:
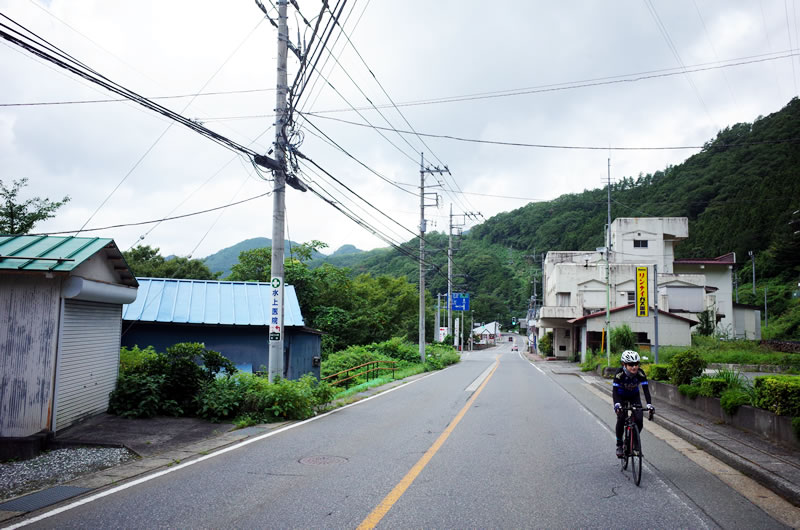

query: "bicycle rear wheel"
xmin=630 ymin=424 xmax=642 ymax=486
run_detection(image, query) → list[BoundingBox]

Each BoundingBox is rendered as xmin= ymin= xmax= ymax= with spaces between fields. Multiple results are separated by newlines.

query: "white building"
xmin=536 ymin=217 xmax=759 ymax=361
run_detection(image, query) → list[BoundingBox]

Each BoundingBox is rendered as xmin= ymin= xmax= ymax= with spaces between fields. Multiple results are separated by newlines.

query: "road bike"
xmin=618 ymin=402 xmax=654 ymax=486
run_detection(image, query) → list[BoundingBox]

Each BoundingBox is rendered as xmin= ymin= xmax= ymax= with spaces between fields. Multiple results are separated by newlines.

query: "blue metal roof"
xmin=122 ymin=278 xmax=305 ymax=326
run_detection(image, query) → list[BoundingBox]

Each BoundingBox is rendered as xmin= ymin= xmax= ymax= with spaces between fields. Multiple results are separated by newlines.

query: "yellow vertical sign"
xmin=636 ymin=266 xmax=649 ymax=317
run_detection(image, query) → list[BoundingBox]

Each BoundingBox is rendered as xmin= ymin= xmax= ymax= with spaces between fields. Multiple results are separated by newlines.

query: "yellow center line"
xmin=357 ymin=355 xmax=500 ymax=530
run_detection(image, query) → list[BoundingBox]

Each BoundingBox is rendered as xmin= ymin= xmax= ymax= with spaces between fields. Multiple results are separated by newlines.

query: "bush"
xmin=240 ymin=374 xmax=332 ymax=422
xmin=698 ymin=378 xmax=728 ymax=398
xmin=110 ymin=342 xmax=236 ymax=418
xmin=753 ymin=375 xmax=800 ymax=416
xmin=108 ymin=373 xmax=180 ymax=418
xmin=720 ymin=388 xmax=752 ymax=415
xmin=196 ymin=376 xmax=244 ymax=422
xmin=648 ymin=364 xmax=670 ymax=381
xmin=678 ymin=384 xmax=701 ymax=399
xmin=119 ymin=345 xmax=158 ymax=375
xmin=668 ymin=349 xmax=708 ymax=386
xmin=610 ymin=324 xmax=636 ymax=353
xmin=538 ymin=331 xmax=553 ymax=355
xmin=424 ymin=348 xmax=460 ymax=371
xmin=322 ymin=346 xmax=391 ymax=385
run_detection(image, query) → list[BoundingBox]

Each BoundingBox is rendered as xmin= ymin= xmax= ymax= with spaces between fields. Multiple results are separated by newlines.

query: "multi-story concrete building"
xmin=536 ymin=217 xmax=760 ymax=361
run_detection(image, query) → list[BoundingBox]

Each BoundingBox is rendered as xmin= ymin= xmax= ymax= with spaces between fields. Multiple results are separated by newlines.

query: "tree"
xmin=226 ymin=247 xmax=271 ymax=282
xmin=123 ymin=245 xmax=219 ymax=280
xmin=0 ymin=178 xmax=70 ymax=234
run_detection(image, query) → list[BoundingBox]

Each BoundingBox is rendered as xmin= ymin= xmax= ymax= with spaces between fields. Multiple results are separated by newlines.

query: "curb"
xmin=652 ymin=414 xmax=800 ymax=508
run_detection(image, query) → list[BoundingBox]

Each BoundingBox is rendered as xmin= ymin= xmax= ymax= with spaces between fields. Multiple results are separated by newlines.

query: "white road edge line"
xmin=6 ymin=370 xmax=444 ymax=529
xmin=517 ymin=349 xmax=545 ymax=373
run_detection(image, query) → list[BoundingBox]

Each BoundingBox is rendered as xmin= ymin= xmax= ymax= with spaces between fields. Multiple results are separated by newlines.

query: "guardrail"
xmin=321 ymin=360 xmax=397 ymax=388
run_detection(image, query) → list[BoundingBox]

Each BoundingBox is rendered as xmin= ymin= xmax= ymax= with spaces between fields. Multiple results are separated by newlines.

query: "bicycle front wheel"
xmin=621 ymin=428 xmax=630 ymax=471
xmin=630 ymin=424 xmax=642 ymax=486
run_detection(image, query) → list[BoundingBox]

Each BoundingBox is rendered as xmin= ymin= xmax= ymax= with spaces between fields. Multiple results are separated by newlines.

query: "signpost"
xmin=269 ymin=277 xmax=283 ymax=341
xmin=636 ymin=267 xmax=648 ymax=317
xmin=451 ymin=293 xmax=470 ymax=311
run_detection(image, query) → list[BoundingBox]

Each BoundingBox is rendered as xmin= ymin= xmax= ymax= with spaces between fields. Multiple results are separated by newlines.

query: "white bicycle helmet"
xmin=620 ymin=350 xmax=640 ymax=364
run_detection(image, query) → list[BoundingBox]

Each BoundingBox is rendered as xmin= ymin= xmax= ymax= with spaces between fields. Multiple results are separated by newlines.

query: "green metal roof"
xmin=0 ymin=235 xmax=137 ymax=286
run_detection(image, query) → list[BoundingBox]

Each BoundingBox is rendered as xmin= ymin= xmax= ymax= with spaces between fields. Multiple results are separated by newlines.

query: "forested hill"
xmin=470 ymin=98 xmax=800 ymax=263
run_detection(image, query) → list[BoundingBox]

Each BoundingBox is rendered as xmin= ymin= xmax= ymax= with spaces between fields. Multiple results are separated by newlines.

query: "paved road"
xmin=13 ymin=341 xmax=787 ymax=528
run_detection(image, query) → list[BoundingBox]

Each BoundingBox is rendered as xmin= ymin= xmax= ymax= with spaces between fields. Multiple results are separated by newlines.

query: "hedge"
xmin=753 ymin=375 xmax=800 ymax=416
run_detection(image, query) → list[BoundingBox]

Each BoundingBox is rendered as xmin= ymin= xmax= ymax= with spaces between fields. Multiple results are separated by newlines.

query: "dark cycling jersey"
xmin=612 ymin=367 xmax=652 ymax=404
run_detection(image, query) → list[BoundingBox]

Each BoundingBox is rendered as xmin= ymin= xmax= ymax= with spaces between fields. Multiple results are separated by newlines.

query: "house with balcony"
xmin=536 ymin=217 xmax=759 ymax=361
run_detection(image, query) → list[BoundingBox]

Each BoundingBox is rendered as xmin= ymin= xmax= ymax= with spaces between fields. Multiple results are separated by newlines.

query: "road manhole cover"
xmin=299 ymin=455 xmax=348 ymax=466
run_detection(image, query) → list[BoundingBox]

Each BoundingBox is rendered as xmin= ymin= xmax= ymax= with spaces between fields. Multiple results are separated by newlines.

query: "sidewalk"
xmin=531 ymin=354 xmax=800 ymax=508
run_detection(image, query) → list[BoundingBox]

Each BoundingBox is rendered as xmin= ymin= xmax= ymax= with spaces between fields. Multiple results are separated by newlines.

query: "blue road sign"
xmin=451 ymin=293 xmax=470 ymax=311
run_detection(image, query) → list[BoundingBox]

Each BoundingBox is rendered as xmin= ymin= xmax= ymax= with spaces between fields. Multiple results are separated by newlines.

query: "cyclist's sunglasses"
xmin=625 ymin=362 xmax=640 ymax=366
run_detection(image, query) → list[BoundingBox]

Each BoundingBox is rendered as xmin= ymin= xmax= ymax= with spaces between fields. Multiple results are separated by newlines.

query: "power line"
xmin=300 ymin=111 xmax=800 ymax=151
xmin=29 ymin=191 xmax=271 ymax=235
xmin=0 ymin=88 xmax=276 ymax=107
xmin=0 ymin=15 xmax=262 ymax=159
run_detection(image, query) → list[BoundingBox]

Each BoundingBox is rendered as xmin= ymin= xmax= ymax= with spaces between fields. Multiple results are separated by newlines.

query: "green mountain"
xmin=202 ymin=99 xmax=799 ymax=336
xmin=203 ymin=237 xmax=324 ymax=278
xmin=319 ymin=99 xmax=800 ymax=333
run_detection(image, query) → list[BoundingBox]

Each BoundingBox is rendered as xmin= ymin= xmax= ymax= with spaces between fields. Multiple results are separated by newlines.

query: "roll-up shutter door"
xmin=54 ymin=299 xmax=122 ymax=431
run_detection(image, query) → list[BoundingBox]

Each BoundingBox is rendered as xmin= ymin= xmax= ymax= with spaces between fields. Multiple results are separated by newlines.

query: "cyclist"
xmin=613 ymin=350 xmax=654 ymax=458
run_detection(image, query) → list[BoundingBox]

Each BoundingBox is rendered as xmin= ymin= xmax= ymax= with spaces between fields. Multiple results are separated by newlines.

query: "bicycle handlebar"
xmin=618 ymin=403 xmax=655 ymax=421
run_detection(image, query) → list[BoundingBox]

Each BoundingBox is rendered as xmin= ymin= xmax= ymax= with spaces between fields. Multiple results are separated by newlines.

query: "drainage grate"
xmin=298 ymin=455 xmax=348 ymax=466
xmin=0 ymin=486 xmax=91 ymax=512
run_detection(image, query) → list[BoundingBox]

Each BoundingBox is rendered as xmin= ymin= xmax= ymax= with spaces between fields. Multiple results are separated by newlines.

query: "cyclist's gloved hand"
xmin=614 ymin=403 xmax=621 ymax=413
xmin=646 ymin=404 xmax=655 ymax=412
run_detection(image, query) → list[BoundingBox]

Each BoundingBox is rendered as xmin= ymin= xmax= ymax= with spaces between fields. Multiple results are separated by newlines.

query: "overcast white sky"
xmin=1 ymin=1 xmax=798 ymax=259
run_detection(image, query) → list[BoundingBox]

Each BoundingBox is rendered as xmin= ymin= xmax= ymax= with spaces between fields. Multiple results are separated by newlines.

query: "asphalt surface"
xmin=3 ymin=340 xmax=797 ymax=528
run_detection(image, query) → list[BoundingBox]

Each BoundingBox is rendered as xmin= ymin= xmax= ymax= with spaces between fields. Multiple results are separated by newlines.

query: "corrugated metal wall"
xmin=0 ymin=276 xmax=60 ymax=437
xmin=53 ymin=300 xmax=121 ymax=431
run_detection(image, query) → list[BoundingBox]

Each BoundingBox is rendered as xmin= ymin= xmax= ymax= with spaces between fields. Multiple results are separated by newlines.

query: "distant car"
xmin=511 ymin=345 xmax=519 ymax=351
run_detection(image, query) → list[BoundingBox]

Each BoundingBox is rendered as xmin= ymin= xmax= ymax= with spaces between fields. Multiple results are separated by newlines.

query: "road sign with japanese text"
xmin=451 ymin=293 xmax=470 ymax=311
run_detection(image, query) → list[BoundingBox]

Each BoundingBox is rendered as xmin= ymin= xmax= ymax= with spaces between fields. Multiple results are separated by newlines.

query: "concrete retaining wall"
xmin=649 ymin=380 xmax=799 ymax=450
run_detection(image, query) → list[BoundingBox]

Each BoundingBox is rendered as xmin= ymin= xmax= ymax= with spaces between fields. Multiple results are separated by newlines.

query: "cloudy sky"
xmin=1 ymin=0 xmax=798 ymax=259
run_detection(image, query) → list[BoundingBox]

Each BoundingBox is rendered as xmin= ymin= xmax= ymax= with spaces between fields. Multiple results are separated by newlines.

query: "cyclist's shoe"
xmin=616 ymin=444 xmax=624 ymax=458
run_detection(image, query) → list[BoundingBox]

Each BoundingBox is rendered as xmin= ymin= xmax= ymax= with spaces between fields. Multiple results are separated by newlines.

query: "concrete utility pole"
xmin=435 ymin=293 xmax=441 ymax=342
xmin=605 ymin=158 xmax=612 ymax=363
xmin=419 ymin=154 xmax=447 ymax=362
xmin=749 ymin=251 xmax=756 ymax=295
xmin=448 ymin=204 xmax=453 ymax=342
xmin=268 ymin=0 xmax=289 ymax=382
xmin=653 ymin=263 xmax=659 ymax=364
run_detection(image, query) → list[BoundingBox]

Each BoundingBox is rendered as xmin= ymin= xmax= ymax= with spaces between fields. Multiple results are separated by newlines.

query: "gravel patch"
xmin=0 ymin=447 xmax=135 ymax=502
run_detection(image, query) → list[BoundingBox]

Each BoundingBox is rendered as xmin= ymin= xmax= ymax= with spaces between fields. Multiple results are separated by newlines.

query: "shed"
xmin=121 ymin=278 xmax=321 ymax=380
xmin=568 ymin=304 xmax=696 ymax=361
xmin=0 ymin=235 xmax=138 ymax=449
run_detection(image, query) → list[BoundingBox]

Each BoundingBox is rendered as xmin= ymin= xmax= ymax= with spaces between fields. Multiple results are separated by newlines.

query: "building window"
xmin=627 ymin=291 xmax=635 ymax=304
xmin=564 ymin=329 xmax=570 ymax=338
xmin=556 ymin=292 xmax=571 ymax=306
xmin=634 ymin=239 xmax=648 ymax=248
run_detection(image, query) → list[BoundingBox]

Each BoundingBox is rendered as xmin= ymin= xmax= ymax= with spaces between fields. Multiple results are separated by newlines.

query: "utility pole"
xmin=749 ymin=251 xmax=756 ymax=295
xmin=419 ymin=154 xmax=447 ymax=362
xmin=653 ymin=263 xmax=659 ymax=364
xmin=448 ymin=205 xmax=478 ymax=347
xmin=605 ymin=158 xmax=612 ymax=364
xmin=268 ymin=0 xmax=289 ymax=382
xmin=448 ymin=204 xmax=453 ymax=342
xmin=435 ymin=293 xmax=441 ymax=342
